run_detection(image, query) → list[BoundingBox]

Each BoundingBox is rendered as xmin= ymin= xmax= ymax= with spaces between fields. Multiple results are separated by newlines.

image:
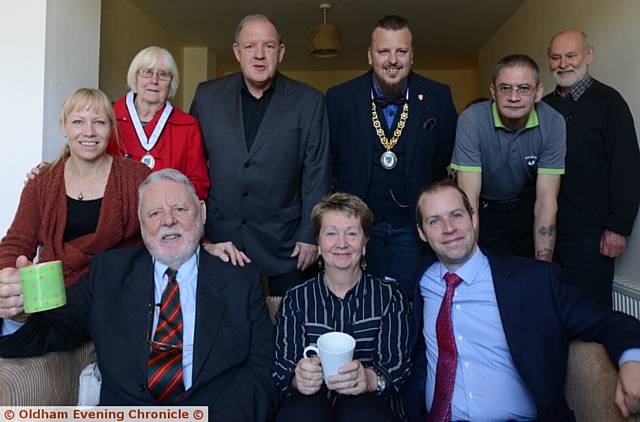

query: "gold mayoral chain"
xmin=371 ymin=101 xmax=409 ymax=170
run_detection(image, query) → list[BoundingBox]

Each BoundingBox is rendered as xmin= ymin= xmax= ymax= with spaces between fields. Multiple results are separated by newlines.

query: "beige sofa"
xmin=0 ymin=297 xmax=637 ymax=421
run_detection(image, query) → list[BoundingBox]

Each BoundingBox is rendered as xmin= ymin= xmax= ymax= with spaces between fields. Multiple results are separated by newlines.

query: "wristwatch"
xmin=375 ymin=372 xmax=386 ymax=395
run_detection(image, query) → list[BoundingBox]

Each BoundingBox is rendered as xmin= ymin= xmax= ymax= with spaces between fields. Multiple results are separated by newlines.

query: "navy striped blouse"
xmin=273 ymin=271 xmax=412 ymax=417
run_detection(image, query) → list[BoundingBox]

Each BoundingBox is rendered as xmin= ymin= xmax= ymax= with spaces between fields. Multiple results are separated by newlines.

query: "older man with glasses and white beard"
xmin=0 ymin=169 xmax=277 ymax=420
xmin=542 ymin=29 xmax=640 ymax=308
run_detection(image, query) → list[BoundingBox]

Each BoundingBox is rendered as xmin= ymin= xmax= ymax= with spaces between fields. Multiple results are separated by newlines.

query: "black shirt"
xmin=63 ymin=196 xmax=102 ymax=242
xmin=240 ymin=75 xmax=277 ymax=151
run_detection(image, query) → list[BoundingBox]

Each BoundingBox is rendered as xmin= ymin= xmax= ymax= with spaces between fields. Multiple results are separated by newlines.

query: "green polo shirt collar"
xmin=492 ymin=102 xmax=539 ymax=129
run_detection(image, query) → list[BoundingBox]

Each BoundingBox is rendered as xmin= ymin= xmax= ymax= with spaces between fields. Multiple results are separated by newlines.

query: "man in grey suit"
xmin=190 ymin=15 xmax=331 ymax=295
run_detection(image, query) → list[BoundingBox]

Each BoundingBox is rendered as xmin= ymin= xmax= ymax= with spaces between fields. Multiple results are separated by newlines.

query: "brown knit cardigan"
xmin=0 ymin=157 xmax=150 ymax=286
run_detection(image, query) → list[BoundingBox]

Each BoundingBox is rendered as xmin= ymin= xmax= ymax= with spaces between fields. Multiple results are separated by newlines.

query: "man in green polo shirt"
xmin=451 ymin=54 xmax=566 ymax=261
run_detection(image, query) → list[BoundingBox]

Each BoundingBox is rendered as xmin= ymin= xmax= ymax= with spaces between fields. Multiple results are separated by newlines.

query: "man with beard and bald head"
xmin=326 ymin=15 xmax=457 ymax=298
xmin=0 ymin=169 xmax=277 ymax=420
xmin=543 ymin=29 xmax=640 ymax=308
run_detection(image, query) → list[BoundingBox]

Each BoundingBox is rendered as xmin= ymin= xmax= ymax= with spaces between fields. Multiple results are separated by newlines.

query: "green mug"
xmin=19 ymin=260 xmax=66 ymax=313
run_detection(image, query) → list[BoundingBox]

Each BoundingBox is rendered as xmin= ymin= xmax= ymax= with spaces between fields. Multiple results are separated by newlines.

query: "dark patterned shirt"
xmin=554 ymin=73 xmax=593 ymax=101
xmin=273 ymin=271 xmax=411 ymax=417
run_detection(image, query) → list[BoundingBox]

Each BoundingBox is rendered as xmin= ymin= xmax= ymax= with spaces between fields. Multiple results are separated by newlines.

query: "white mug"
xmin=303 ymin=332 xmax=356 ymax=383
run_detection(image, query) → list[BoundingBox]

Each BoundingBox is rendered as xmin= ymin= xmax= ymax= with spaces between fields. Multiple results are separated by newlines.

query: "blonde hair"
xmin=126 ymin=46 xmax=179 ymax=98
xmin=52 ymin=88 xmax=116 ymax=167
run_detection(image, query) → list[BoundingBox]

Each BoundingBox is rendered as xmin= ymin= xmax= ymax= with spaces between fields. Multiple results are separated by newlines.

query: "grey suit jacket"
xmin=191 ymin=72 xmax=331 ymax=276
xmin=0 ymin=247 xmax=277 ymax=421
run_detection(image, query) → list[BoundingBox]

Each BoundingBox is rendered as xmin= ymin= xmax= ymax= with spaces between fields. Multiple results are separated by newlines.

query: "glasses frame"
xmin=138 ymin=68 xmax=173 ymax=81
xmin=147 ymin=303 xmax=183 ymax=352
xmin=496 ymin=83 xmax=538 ymax=97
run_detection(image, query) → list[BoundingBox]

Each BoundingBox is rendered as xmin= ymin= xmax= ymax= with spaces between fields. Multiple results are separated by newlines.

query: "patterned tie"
xmin=147 ymin=268 xmax=184 ymax=403
xmin=428 ymin=272 xmax=464 ymax=422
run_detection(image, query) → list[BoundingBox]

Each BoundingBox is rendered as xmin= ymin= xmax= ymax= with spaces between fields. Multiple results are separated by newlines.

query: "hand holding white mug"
xmin=292 ymin=356 xmax=323 ymax=395
xmin=326 ymin=359 xmax=375 ymax=395
xmin=0 ymin=255 xmax=31 ymax=322
xmin=303 ymin=332 xmax=356 ymax=384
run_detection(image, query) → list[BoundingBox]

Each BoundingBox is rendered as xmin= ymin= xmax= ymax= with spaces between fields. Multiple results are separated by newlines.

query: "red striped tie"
xmin=428 ymin=272 xmax=464 ymax=422
xmin=147 ymin=268 xmax=184 ymax=403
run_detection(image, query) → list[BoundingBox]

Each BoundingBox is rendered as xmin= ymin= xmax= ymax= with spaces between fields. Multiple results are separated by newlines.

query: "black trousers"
xmin=275 ymin=389 xmax=398 ymax=422
xmin=478 ymin=191 xmax=535 ymax=258
xmin=267 ymin=266 xmax=318 ymax=296
xmin=555 ymin=235 xmax=614 ymax=308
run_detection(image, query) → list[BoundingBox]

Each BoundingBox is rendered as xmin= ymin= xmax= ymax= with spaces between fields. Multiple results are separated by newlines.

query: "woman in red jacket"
xmin=107 ymin=46 xmax=210 ymax=200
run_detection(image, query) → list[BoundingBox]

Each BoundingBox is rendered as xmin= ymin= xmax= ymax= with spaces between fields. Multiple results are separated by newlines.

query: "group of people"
xmin=0 ymin=11 xmax=639 ymax=422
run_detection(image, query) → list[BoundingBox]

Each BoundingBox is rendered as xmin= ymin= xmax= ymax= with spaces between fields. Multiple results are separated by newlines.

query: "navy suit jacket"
xmin=325 ymin=71 xmax=457 ymax=220
xmin=402 ymin=251 xmax=640 ymax=421
xmin=0 ymin=247 xmax=277 ymax=421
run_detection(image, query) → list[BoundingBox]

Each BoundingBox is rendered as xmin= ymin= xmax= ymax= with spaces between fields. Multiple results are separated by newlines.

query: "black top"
xmin=63 ymin=196 xmax=102 ymax=241
xmin=543 ymin=78 xmax=640 ymax=239
xmin=240 ymin=75 xmax=277 ymax=151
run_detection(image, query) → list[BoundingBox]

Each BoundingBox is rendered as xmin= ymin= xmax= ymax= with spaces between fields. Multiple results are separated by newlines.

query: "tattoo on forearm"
xmin=537 ymin=225 xmax=556 ymax=237
xmin=536 ymin=248 xmax=553 ymax=260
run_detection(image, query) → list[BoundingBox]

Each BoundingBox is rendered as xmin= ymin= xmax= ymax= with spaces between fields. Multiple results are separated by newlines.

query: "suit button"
xmin=244 ymin=162 xmax=250 ymax=168
xmin=241 ymin=219 xmax=247 ymax=224
xmin=242 ymin=192 xmax=248 ymax=197
xmin=137 ymin=383 xmax=146 ymax=392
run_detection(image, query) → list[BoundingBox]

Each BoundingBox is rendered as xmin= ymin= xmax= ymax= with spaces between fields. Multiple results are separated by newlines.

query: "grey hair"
xmin=492 ymin=54 xmax=540 ymax=85
xmin=126 ymin=46 xmax=179 ymax=98
xmin=138 ymin=169 xmax=200 ymax=210
xmin=234 ymin=14 xmax=282 ymax=43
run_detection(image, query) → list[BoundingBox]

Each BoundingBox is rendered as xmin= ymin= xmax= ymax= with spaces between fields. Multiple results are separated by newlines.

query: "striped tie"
xmin=147 ymin=268 xmax=184 ymax=403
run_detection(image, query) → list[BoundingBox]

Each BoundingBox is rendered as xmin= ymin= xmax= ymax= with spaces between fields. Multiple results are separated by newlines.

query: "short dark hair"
xmin=416 ymin=179 xmax=474 ymax=227
xmin=492 ymin=54 xmax=540 ymax=85
xmin=311 ymin=192 xmax=373 ymax=238
xmin=372 ymin=15 xmax=411 ymax=43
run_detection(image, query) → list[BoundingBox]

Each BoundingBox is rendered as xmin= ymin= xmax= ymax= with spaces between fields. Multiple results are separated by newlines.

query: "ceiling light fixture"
xmin=310 ymin=3 xmax=341 ymax=58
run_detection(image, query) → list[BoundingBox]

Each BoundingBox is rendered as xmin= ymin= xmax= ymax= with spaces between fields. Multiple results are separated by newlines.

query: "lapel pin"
xmin=418 ymin=94 xmax=424 ymax=101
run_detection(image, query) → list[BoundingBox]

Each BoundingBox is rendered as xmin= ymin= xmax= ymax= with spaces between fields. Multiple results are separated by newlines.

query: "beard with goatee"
xmin=373 ymin=70 xmax=407 ymax=99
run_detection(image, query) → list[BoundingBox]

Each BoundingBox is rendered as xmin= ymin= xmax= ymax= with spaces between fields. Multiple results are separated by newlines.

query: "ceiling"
xmin=131 ymin=0 xmax=524 ymax=71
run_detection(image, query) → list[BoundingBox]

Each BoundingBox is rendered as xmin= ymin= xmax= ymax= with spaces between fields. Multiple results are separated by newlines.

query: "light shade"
xmin=310 ymin=24 xmax=341 ymax=58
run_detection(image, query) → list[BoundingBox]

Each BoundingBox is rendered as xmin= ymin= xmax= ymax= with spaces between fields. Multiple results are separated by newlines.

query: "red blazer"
xmin=108 ymin=95 xmax=210 ymax=199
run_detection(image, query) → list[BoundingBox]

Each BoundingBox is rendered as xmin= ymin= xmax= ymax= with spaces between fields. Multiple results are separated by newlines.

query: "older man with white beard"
xmin=0 ymin=169 xmax=277 ymax=420
xmin=543 ymin=29 xmax=640 ymax=308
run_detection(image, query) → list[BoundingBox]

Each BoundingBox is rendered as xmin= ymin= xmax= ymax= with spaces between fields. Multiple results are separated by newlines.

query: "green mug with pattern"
xmin=19 ymin=260 xmax=66 ymax=313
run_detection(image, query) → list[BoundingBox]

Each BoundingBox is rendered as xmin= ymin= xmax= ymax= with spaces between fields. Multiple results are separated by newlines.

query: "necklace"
xmin=371 ymin=101 xmax=409 ymax=170
xmin=77 ymin=192 xmax=84 ymax=201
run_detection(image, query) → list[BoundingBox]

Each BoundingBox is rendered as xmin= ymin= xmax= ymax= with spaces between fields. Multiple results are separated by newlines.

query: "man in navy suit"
xmin=402 ymin=178 xmax=640 ymax=421
xmin=0 ymin=169 xmax=277 ymax=420
xmin=326 ymin=15 xmax=457 ymax=298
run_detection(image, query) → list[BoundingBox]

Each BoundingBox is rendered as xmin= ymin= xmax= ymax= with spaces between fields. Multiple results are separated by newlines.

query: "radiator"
xmin=613 ymin=276 xmax=640 ymax=319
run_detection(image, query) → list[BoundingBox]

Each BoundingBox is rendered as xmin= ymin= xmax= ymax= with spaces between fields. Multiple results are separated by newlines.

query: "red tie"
xmin=147 ymin=268 xmax=184 ymax=403
xmin=428 ymin=272 xmax=464 ymax=422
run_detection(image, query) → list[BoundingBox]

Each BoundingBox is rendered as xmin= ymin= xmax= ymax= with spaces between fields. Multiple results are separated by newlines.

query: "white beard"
xmin=553 ymin=62 xmax=588 ymax=88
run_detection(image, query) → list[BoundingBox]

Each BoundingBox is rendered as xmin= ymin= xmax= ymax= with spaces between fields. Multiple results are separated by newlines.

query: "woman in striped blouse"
xmin=273 ymin=192 xmax=412 ymax=421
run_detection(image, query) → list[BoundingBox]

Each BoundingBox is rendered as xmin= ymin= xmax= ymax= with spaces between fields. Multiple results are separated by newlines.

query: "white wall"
xmin=0 ymin=0 xmax=101 ymax=236
xmin=479 ymin=0 xmax=640 ymax=280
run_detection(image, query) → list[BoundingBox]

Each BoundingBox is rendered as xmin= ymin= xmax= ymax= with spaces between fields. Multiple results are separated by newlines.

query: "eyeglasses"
xmin=138 ymin=68 xmax=172 ymax=81
xmin=497 ymin=84 xmax=537 ymax=97
xmin=147 ymin=303 xmax=183 ymax=352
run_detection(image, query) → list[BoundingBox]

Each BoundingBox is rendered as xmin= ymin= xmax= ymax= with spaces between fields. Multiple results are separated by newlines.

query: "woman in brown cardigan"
xmin=0 ymin=88 xmax=151 ymax=287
